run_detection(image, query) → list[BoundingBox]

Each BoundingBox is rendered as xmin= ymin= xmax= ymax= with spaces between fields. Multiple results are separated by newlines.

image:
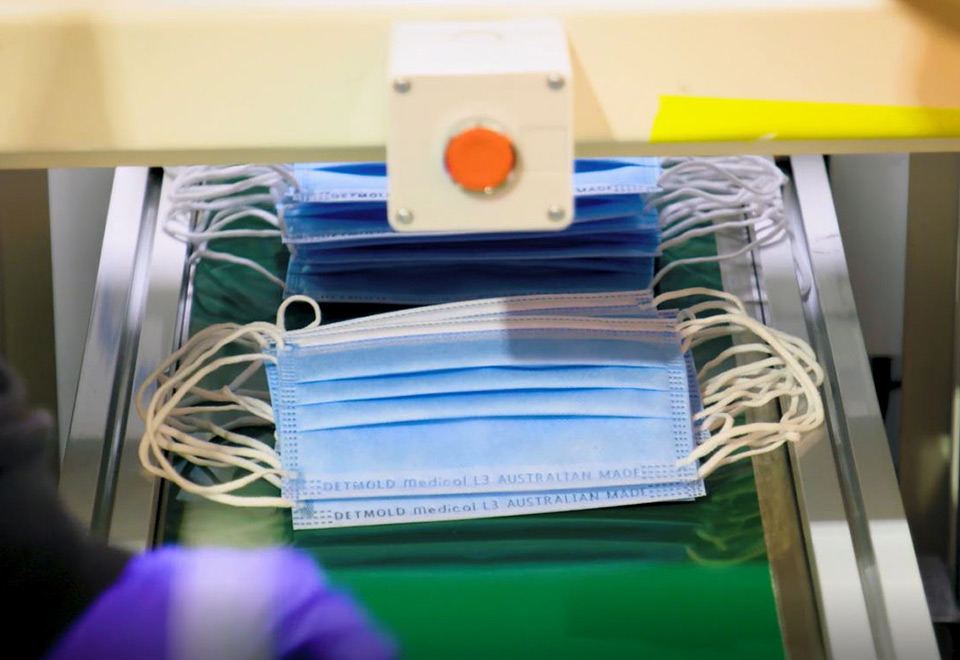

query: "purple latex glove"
xmin=45 ymin=547 xmax=396 ymax=660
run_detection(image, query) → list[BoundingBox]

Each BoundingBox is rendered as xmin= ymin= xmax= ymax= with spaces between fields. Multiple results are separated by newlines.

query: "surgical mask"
xmin=266 ymin=292 xmax=703 ymax=528
xmin=157 ymin=162 xmax=657 ymax=296
xmin=290 ymin=343 xmax=709 ymax=530
xmin=267 ymin=293 xmax=698 ymax=496
xmin=143 ymin=157 xmax=826 ymax=529
xmin=160 ymin=157 xmax=791 ymax=301
xmin=137 ymin=287 xmax=824 ymax=529
xmin=137 ymin=290 xmax=706 ymax=522
xmin=278 ymin=158 xmax=662 ymax=304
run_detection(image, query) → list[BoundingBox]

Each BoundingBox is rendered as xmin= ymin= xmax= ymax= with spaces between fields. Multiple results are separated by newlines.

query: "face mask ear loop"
xmin=136 ymin=322 xmax=246 ymax=419
xmin=146 ymin=325 xmax=282 ymax=433
xmin=698 ymin=344 xmax=778 ymax=382
xmin=682 ymin=300 xmax=746 ymax=319
xmin=144 ymin=352 xmax=279 ymax=471
xmin=141 ymin=353 xmax=290 ymax=504
xmin=276 ymin=294 xmax=322 ymax=332
xmin=654 ymin=157 xmax=814 ymax=300
xmin=701 ymin=380 xmax=804 ymax=423
xmin=699 ymin=365 xmax=796 ymax=413
xmin=138 ymin=317 xmax=294 ymax=507
xmin=652 ymin=222 xmax=787 ymax=288
xmin=651 ymin=157 xmax=788 ymax=288
xmin=660 ymin=206 xmax=781 ymax=250
xmin=700 ymin=361 xmax=794 ymax=411
xmin=156 ymin=421 xmax=283 ymax=476
xmin=654 ymin=287 xmax=748 ymax=314
xmin=165 ymin=206 xmax=282 ymax=243
xmin=165 ymin=165 xmax=295 ymax=290
xmin=702 ymin=372 xmax=804 ymax=414
xmin=169 ymin=226 xmax=281 ymax=243
xmin=660 ymin=288 xmax=825 ymax=478
xmin=159 ymin=419 xmax=279 ymax=469
xmin=696 ymin=434 xmax=792 ymax=478
xmin=222 ymin=358 xmax=273 ymax=400
xmin=167 ymin=406 xmax=274 ymax=433
xmin=696 ymin=327 xmax=822 ymax=394
xmin=186 ymin=249 xmax=289 ymax=290
xmin=143 ymin=390 xmax=288 ymax=503
xmin=162 ymin=418 xmax=282 ymax=471
xmin=142 ymin=433 xmax=283 ymax=494
xmin=700 ymin=350 xmax=784 ymax=389
xmin=173 ymin=344 xmax=274 ymax=406
xmin=655 ymin=178 xmax=781 ymax=229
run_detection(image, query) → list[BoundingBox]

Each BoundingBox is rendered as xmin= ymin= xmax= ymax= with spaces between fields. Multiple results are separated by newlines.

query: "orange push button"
xmin=444 ymin=127 xmax=515 ymax=193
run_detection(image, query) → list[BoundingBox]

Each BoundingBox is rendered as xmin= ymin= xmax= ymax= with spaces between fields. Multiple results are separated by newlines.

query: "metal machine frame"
xmin=55 ymin=156 xmax=938 ymax=658
xmin=13 ymin=2 xmax=958 ymax=656
xmin=900 ymin=154 xmax=960 ymax=626
xmin=3 ymin=1 xmax=960 ymax=167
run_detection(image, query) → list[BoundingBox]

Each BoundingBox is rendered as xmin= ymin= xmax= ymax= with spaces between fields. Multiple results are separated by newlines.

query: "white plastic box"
xmin=387 ymin=19 xmax=573 ymax=233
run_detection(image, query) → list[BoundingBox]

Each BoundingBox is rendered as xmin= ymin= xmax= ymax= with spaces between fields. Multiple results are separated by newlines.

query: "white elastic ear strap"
xmin=137 ymin=319 xmax=292 ymax=507
xmin=650 ymin=157 xmax=788 ymax=287
xmin=164 ymin=165 xmax=297 ymax=288
xmin=141 ymin=286 xmax=821 ymax=499
xmin=655 ymin=288 xmax=825 ymax=478
xmin=137 ymin=296 xmax=320 ymax=507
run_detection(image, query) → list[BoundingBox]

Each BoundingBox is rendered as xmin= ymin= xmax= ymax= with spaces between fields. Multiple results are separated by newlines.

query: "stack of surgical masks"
xmin=267 ymin=291 xmax=705 ymax=529
xmin=277 ymin=159 xmax=661 ymax=304
xmin=143 ymin=156 xmax=826 ymax=530
xmin=138 ymin=290 xmax=713 ymax=529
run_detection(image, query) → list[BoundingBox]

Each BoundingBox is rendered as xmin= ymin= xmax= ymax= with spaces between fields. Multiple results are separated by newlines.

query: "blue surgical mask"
xmin=283 ymin=210 xmax=658 ymax=251
xmin=278 ymin=158 xmax=661 ymax=304
xmin=281 ymin=195 xmax=654 ymax=245
xmin=285 ymin=258 xmax=654 ymax=305
xmin=288 ymin=310 xmax=709 ymax=529
xmin=265 ymin=296 xmax=702 ymax=512
xmin=135 ymin=289 xmax=707 ymax=527
xmin=287 ymin=232 xmax=659 ymax=263
xmin=291 ymin=374 xmax=708 ymax=529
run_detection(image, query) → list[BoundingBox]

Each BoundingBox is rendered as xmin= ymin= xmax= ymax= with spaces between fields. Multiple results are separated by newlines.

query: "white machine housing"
xmin=387 ymin=19 xmax=573 ymax=232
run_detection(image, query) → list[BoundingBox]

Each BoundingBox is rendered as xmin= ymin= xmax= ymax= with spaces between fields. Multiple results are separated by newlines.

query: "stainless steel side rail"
xmin=718 ymin=164 xmax=875 ymax=659
xmin=59 ymin=167 xmax=188 ymax=550
xmin=769 ymin=155 xmax=937 ymax=659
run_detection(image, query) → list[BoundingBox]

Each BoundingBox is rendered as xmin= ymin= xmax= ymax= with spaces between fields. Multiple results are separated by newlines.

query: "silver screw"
xmin=392 ymin=77 xmax=412 ymax=94
xmin=547 ymin=205 xmax=566 ymax=222
xmin=395 ymin=208 xmax=414 ymax=224
xmin=546 ymin=73 xmax=565 ymax=90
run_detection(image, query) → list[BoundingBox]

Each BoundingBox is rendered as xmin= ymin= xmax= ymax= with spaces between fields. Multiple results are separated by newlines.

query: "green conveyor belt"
xmin=161 ymin=217 xmax=785 ymax=660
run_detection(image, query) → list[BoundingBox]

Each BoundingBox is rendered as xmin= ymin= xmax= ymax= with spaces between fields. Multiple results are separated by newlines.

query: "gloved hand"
xmin=0 ymin=361 xmax=132 ymax=660
xmin=45 ymin=547 xmax=396 ymax=660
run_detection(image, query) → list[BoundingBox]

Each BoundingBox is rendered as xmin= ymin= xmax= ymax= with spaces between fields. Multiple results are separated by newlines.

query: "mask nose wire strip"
xmin=655 ymin=287 xmax=825 ymax=479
